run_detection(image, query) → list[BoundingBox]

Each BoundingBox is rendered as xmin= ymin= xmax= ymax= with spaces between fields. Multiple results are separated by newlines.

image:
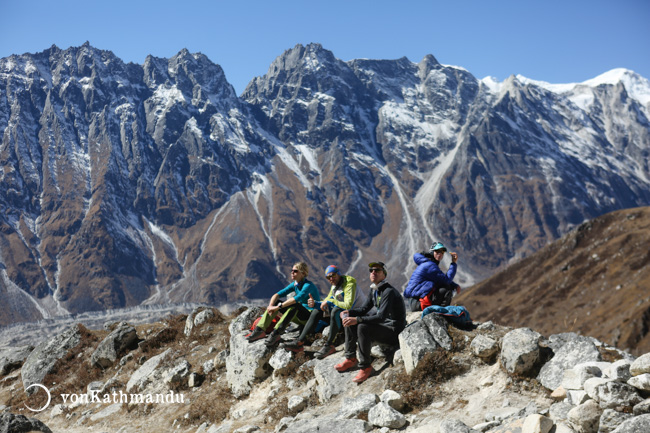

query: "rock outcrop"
xmin=2 ymin=306 xmax=650 ymax=433
xmin=20 ymin=324 xmax=83 ymax=392
xmin=90 ymin=322 xmax=138 ymax=368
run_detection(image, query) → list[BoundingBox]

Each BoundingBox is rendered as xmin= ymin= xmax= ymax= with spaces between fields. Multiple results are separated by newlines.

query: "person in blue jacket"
xmin=403 ymin=242 xmax=460 ymax=312
xmin=246 ymin=262 xmax=321 ymax=346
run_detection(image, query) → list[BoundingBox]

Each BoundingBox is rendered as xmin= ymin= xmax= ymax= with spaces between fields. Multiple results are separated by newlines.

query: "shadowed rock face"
xmin=0 ymin=413 xmax=53 ymax=433
xmin=1 ymin=43 xmax=649 ymax=325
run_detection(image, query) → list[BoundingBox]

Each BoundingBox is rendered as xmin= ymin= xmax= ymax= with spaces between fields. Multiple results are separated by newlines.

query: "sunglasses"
xmin=326 ymin=274 xmax=337 ymax=280
xmin=433 ymin=250 xmax=445 ymax=254
xmin=369 ymin=268 xmax=383 ymax=273
xmin=291 ymin=269 xmax=300 ymax=274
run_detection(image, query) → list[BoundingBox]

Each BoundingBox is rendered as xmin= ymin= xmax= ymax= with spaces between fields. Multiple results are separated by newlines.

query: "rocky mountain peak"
xmin=0 ymin=43 xmax=649 ymax=329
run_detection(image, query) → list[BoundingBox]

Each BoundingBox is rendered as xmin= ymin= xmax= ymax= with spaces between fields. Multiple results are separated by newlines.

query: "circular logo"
xmin=24 ymin=383 xmax=52 ymax=412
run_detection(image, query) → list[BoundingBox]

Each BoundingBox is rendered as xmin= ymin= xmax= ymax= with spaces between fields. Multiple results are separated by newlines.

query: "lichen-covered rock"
xmin=226 ymin=308 xmax=272 ymax=397
xmin=0 ymin=345 xmax=33 ymax=376
xmin=0 ymin=413 xmax=53 ymax=433
xmin=470 ymin=335 xmax=499 ymax=360
xmin=336 ymin=393 xmax=378 ymax=419
xmin=538 ymin=333 xmax=601 ymax=390
xmin=567 ymin=399 xmax=602 ymax=433
xmin=21 ymin=324 xmax=83 ymax=393
xmin=367 ymin=402 xmax=406 ymax=429
xmin=500 ymin=328 xmax=543 ymax=376
xmin=610 ymin=414 xmax=650 ymax=433
xmin=398 ymin=319 xmax=439 ymax=374
xmin=126 ymin=348 xmax=172 ymax=393
xmin=90 ymin=322 xmax=138 ymax=368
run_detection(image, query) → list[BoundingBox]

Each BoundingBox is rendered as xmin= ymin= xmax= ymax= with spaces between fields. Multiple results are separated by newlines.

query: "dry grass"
xmin=10 ymin=324 xmax=104 ymax=411
xmin=178 ymin=382 xmax=234 ymax=426
xmin=387 ymin=349 xmax=468 ymax=411
xmin=138 ymin=314 xmax=187 ymax=354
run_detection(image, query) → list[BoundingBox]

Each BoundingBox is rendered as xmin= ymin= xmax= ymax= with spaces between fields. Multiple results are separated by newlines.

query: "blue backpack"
xmin=422 ymin=305 xmax=472 ymax=326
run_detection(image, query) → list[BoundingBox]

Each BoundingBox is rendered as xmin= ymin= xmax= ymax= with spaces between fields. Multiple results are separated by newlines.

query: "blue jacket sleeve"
xmin=276 ymin=282 xmax=297 ymax=298
xmin=293 ymin=280 xmax=321 ymax=308
xmin=404 ymin=254 xmax=457 ymax=299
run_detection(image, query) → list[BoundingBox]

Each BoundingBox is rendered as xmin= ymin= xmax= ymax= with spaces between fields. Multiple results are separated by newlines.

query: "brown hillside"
xmin=457 ymin=206 xmax=650 ymax=356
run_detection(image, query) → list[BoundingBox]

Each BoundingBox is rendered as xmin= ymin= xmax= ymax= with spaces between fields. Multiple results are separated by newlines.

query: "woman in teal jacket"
xmin=282 ymin=265 xmax=358 ymax=359
xmin=246 ymin=262 xmax=321 ymax=346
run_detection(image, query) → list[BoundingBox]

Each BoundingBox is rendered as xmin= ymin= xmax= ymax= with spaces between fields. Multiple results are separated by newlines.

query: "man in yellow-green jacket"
xmin=282 ymin=265 xmax=360 ymax=359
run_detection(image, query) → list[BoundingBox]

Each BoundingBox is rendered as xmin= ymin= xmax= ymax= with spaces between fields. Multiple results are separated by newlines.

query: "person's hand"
xmin=308 ymin=293 xmax=315 ymax=308
xmin=450 ymin=252 xmax=458 ymax=263
xmin=268 ymin=304 xmax=280 ymax=313
xmin=342 ymin=316 xmax=358 ymax=327
xmin=321 ymin=302 xmax=329 ymax=312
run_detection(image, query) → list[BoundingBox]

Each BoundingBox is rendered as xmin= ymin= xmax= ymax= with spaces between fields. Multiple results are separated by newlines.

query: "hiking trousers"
xmin=344 ymin=323 xmax=400 ymax=369
xmin=258 ymin=301 xmax=312 ymax=332
xmin=297 ymin=306 xmax=343 ymax=345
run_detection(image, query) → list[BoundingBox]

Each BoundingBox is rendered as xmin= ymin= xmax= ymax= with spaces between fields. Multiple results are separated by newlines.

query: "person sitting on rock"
xmin=282 ymin=264 xmax=360 ymax=359
xmin=335 ymin=261 xmax=406 ymax=384
xmin=246 ymin=262 xmax=321 ymax=346
xmin=403 ymin=242 xmax=460 ymax=312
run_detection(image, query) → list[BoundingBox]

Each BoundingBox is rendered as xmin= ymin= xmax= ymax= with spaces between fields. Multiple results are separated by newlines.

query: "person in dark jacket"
xmin=403 ymin=242 xmax=459 ymax=312
xmin=334 ymin=261 xmax=406 ymax=384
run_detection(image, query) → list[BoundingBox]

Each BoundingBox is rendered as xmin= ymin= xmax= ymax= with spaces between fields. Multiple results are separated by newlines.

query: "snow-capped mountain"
xmin=1 ymin=42 xmax=648 ymax=325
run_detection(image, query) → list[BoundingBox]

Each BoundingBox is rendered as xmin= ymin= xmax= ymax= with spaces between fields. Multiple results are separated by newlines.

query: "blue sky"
xmin=1 ymin=0 xmax=648 ymax=94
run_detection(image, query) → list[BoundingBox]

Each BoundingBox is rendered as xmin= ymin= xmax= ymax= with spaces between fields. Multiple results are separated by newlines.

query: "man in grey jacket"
xmin=335 ymin=261 xmax=407 ymax=383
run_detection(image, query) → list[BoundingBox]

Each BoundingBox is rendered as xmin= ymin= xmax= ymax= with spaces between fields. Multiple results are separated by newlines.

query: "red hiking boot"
xmin=335 ymin=358 xmax=358 ymax=372
xmin=352 ymin=366 xmax=373 ymax=383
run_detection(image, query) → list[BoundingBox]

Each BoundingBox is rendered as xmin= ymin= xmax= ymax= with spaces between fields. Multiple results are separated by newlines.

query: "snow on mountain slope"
xmin=0 ymin=43 xmax=649 ymax=324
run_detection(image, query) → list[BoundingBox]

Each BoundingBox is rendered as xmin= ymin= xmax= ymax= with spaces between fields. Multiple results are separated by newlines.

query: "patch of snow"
xmin=246 ymin=175 xmax=283 ymax=276
xmin=294 ymin=144 xmax=322 ymax=176
xmin=480 ymin=76 xmax=502 ymax=93
xmin=516 ymin=68 xmax=650 ymax=106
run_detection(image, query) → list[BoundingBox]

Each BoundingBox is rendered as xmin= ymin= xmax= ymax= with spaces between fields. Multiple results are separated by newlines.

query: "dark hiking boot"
xmin=246 ymin=328 xmax=266 ymax=342
xmin=281 ymin=339 xmax=304 ymax=352
xmin=314 ymin=344 xmax=336 ymax=359
xmin=264 ymin=330 xmax=282 ymax=347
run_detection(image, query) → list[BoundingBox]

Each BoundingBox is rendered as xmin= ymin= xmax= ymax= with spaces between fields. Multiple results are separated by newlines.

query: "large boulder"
xmin=336 ymin=393 xmax=379 ymax=419
xmin=126 ymin=348 xmax=172 ymax=393
xmin=0 ymin=413 xmax=53 ymax=433
xmin=313 ymin=354 xmax=356 ymax=402
xmin=567 ymin=399 xmax=602 ymax=433
xmin=599 ymin=409 xmax=633 ymax=433
xmin=90 ymin=322 xmax=138 ymax=368
xmin=0 ymin=346 xmax=33 ymax=376
xmin=499 ymin=328 xmax=543 ymax=376
xmin=589 ymin=380 xmax=643 ymax=410
xmin=398 ymin=314 xmax=452 ymax=374
xmin=537 ymin=333 xmax=601 ymax=390
xmin=367 ymin=402 xmax=406 ymax=429
xmin=225 ymin=308 xmax=273 ymax=397
xmin=611 ymin=414 xmax=650 ymax=433
xmin=21 ymin=324 xmax=83 ymax=392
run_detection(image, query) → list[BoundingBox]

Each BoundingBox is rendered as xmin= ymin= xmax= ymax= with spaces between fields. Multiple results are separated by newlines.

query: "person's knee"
xmin=357 ymin=323 xmax=372 ymax=336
